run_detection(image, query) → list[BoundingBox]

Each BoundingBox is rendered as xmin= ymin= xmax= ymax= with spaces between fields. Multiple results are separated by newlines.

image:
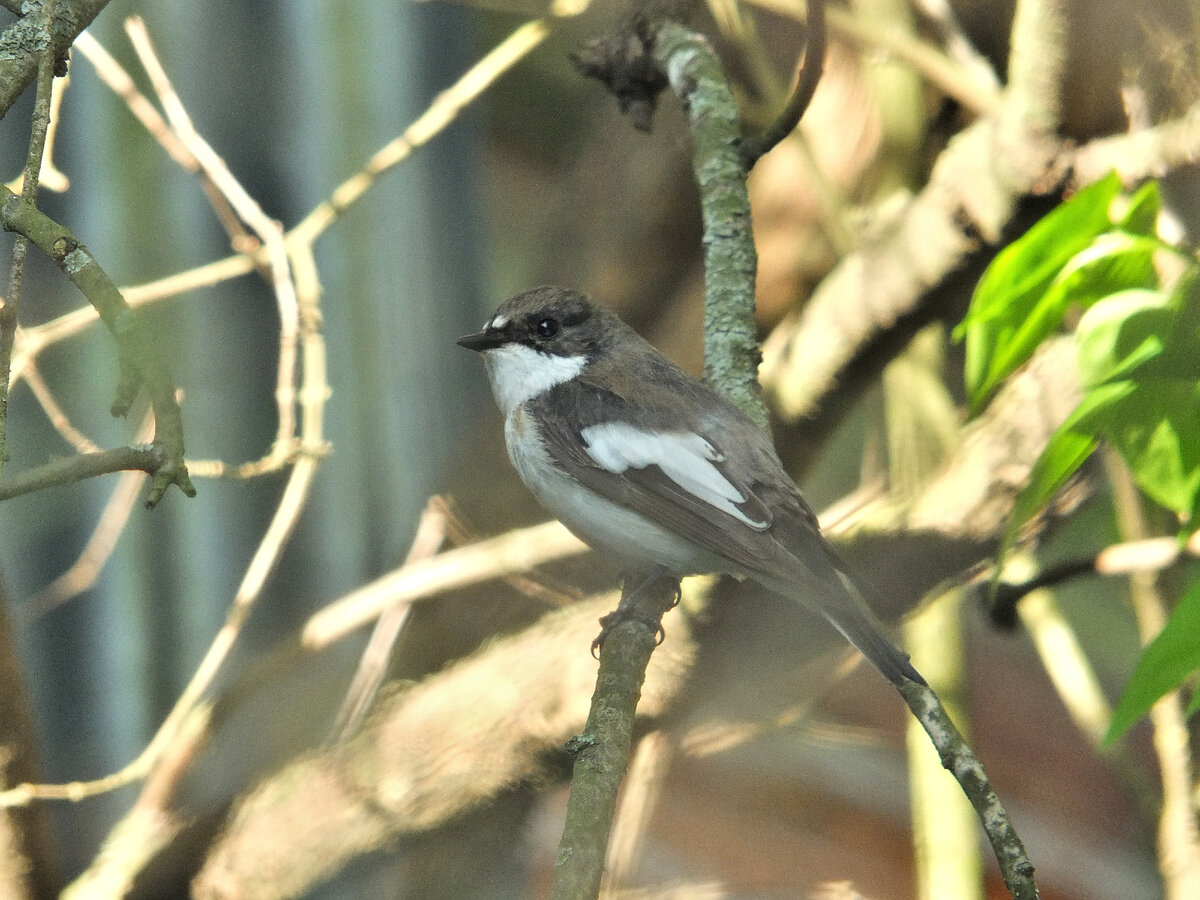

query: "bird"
xmin=457 ymin=285 xmax=924 ymax=686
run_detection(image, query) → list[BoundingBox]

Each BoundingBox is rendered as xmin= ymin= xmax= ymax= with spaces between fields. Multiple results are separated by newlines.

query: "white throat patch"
xmin=482 ymin=343 xmax=586 ymax=415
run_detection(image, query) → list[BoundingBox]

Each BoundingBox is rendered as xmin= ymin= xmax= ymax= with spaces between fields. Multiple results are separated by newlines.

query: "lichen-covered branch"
xmin=898 ymin=678 xmax=1039 ymax=899
xmin=0 ymin=446 xmax=162 ymax=501
xmin=549 ymin=577 xmax=679 ymax=899
xmin=0 ymin=0 xmax=109 ymax=119
xmin=0 ymin=186 xmax=195 ymax=505
xmin=651 ymin=21 xmax=766 ymax=427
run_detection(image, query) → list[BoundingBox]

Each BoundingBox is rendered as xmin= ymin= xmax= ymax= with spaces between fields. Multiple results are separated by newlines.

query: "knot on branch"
xmin=571 ymin=16 xmax=667 ymax=132
xmin=146 ymin=452 xmax=196 ymax=508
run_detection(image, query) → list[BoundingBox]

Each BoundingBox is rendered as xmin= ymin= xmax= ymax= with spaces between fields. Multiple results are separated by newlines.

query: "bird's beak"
xmin=456 ymin=329 xmax=504 ymax=352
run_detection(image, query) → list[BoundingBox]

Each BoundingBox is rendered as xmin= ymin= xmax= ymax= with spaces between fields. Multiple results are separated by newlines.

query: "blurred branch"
xmin=327 ymin=497 xmax=449 ymax=743
xmin=911 ymin=0 xmax=1001 ymax=95
xmin=61 ymin=703 xmax=211 ymax=900
xmin=301 ymin=519 xmax=586 ymax=651
xmin=996 ymin=0 xmax=1067 ymax=168
xmin=3 ymin=72 xmax=69 ymax=196
xmin=748 ymin=0 xmax=1001 ymax=115
xmin=20 ymin=359 xmax=100 ymax=452
xmin=192 ymin=598 xmax=696 ymax=900
xmin=601 ymin=729 xmax=672 ymax=894
xmin=19 ymin=466 xmax=143 ymax=619
xmin=1006 ymin=556 xmax=1112 ymax=746
xmin=989 ymin=530 xmax=1200 ymax=629
xmin=0 ymin=459 xmax=319 ymax=810
xmin=760 ymin=0 xmax=1074 ymax=423
xmin=1106 ymin=452 xmax=1200 ymax=900
xmin=18 ymin=404 xmax=153 ymax=623
xmin=1072 ymin=100 xmax=1200 ymax=185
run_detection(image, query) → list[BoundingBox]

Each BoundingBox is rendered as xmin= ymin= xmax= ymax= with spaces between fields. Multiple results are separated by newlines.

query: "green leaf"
xmin=1079 ymin=273 xmax=1200 ymax=519
xmin=960 ymin=173 xmax=1124 ymax=413
xmin=1000 ymin=426 xmax=1099 ymax=559
xmin=980 ymin=237 xmax=1161 ymax=402
xmin=1115 ymin=180 xmax=1161 ymax=235
xmin=1106 ymin=575 xmax=1200 ymax=744
xmin=997 ymin=382 xmax=1132 ymax=561
xmin=959 ymin=174 xmax=1122 ymax=331
xmin=1096 ymin=380 xmax=1200 ymax=516
xmin=1075 ymin=289 xmax=1171 ymax=387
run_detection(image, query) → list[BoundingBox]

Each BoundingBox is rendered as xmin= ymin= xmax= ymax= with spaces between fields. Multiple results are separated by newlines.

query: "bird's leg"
xmin=591 ymin=565 xmax=680 ymax=656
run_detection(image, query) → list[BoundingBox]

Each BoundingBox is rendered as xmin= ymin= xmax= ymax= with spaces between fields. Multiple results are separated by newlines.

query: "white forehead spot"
xmin=489 ymin=314 xmax=509 ymax=330
xmin=482 ymin=343 xmax=585 ymax=415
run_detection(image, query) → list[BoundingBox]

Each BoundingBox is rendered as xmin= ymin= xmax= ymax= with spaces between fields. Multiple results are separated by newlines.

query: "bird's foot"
xmin=591 ymin=568 xmax=680 ymax=657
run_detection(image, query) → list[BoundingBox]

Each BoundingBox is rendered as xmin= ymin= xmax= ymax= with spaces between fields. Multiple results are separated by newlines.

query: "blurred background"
xmin=0 ymin=0 xmax=1196 ymax=897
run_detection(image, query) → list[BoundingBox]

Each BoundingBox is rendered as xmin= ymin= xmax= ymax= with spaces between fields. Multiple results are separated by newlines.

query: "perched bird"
xmin=457 ymin=286 xmax=923 ymax=686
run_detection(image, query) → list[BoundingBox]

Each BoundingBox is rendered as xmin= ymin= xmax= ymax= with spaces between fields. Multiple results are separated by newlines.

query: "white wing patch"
xmin=581 ymin=422 xmax=769 ymax=529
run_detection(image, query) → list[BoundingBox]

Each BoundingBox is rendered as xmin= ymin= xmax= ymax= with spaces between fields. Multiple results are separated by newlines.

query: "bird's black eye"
xmin=536 ymin=317 xmax=559 ymax=338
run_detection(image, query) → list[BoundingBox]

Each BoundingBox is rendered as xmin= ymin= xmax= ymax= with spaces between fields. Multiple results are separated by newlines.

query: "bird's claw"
xmin=591 ymin=608 xmax=667 ymax=657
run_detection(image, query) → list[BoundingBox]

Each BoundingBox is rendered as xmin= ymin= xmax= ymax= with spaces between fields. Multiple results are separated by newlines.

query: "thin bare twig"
xmin=328 ymin=498 xmax=450 ymax=743
xmin=301 ymin=519 xmax=587 ymax=651
xmin=126 ymin=17 xmax=304 ymax=478
xmin=0 ymin=0 xmax=57 ymax=476
xmin=71 ymin=31 xmax=251 ymax=250
xmin=897 ymin=678 xmax=1039 ymax=900
xmin=0 ymin=16 xmax=331 ymax=810
xmin=988 ymin=530 xmax=1200 ymax=628
xmin=60 ymin=703 xmax=212 ymax=900
xmin=3 ymin=69 xmax=70 ymax=194
xmin=740 ymin=0 xmax=826 ymax=168
xmin=19 ymin=359 xmax=102 ymax=454
xmin=0 ymin=185 xmax=196 ymax=506
xmin=289 ymin=0 xmax=588 ymax=250
xmin=747 ymin=0 xmax=1000 ymax=115
xmin=19 ymin=405 xmax=154 ymax=623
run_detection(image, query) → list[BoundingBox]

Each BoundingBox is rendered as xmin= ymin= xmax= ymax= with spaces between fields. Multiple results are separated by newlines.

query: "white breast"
xmin=504 ymin=407 xmax=728 ymax=576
